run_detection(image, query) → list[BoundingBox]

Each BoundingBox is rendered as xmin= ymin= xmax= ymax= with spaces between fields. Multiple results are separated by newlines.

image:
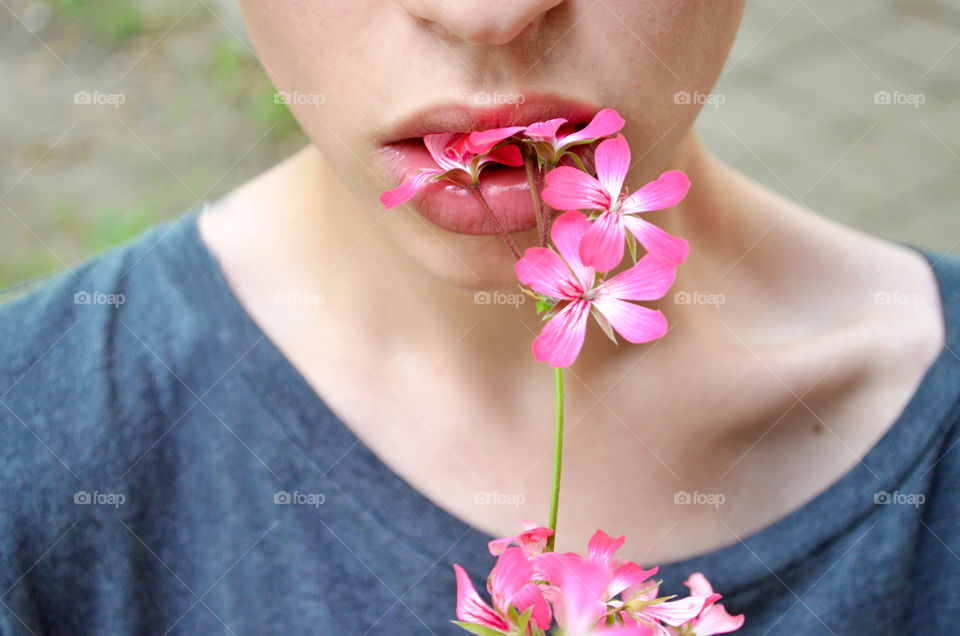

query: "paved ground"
xmin=1 ymin=0 xmax=958 ymax=292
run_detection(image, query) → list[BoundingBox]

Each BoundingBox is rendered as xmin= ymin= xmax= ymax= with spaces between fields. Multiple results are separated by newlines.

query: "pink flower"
xmin=515 ymin=211 xmax=676 ymax=368
xmin=619 ymin=579 xmax=719 ymax=635
xmin=525 ymin=108 xmax=626 ymax=164
xmin=540 ymin=134 xmax=691 ymax=271
xmin=454 ymin=547 xmax=552 ymax=634
xmin=675 ymin=574 xmax=744 ymax=635
xmin=380 ymin=126 xmax=525 ymax=209
xmin=488 ymin=521 xmax=554 ymax=558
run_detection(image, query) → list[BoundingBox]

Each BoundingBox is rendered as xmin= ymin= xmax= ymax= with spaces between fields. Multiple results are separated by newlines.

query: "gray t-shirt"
xmin=1 ymin=209 xmax=958 ymax=634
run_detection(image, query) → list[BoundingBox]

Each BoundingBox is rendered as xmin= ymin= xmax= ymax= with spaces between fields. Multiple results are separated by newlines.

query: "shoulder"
xmin=0 ymin=212 xmax=208 ymax=520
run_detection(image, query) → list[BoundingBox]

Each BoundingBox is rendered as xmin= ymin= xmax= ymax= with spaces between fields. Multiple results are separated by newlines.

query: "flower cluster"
xmin=455 ymin=523 xmax=744 ymax=635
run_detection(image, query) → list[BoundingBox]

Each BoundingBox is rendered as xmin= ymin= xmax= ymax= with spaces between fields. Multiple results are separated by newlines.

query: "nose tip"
xmin=403 ymin=0 xmax=564 ymax=46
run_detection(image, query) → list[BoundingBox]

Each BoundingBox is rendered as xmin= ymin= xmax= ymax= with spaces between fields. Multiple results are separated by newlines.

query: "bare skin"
xmin=198 ymin=129 xmax=945 ymax=564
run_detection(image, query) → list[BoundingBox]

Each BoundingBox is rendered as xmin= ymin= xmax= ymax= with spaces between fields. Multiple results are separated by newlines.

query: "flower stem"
xmin=545 ymin=366 xmax=564 ymax=552
xmin=468 ymin=186 xmax=521 ymax=261
xmin=523 ymin=149 xmax=546 ymax=247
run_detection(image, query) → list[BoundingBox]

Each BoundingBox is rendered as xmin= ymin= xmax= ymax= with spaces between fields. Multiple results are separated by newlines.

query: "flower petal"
xmin=560 ymin=108 xmax=626 ymax=147
xmin=609 ymin=562 xmax=659 ymax=600
xmin=467 ymin=126 xmax=527 ymax=154
xmin=621 ymin=170 xmax=691 ymax=214
xmin=594 ymin=134 xmax=630 ymax=203
xmin=379 ymin=170 xmax=440 ymax=209
xmin=623 ymin=215 xmax=690 ymax=267
xmin=591 ymin=297 xmax=668 ymax=344
xmin=639 ymin=595 xmax=716 ymax=627
xmin=597 ymin=253 xmax=676 ymax=301
xmin=549 ymin=211 xmax=596 ymax=289
xmin=424 ymin=132 xmax=466 ymax=172
xmin=515 ymin=247 xmax=583 ymax=300
xmin=532 ymin=299 xmax=591 ymax=368
xmin=541 ymin=166 xmax=610 ymax=211
xmin=479 ymin=144 xmax=524 ymax=168
xmin=525 ymin=117 xmax=567 ymax=140
xmin=683 ymin=573 xmax=714 ymax=597
xmin=587 ymin=529 xmax=626 ymax=564
xmin=511 ymin=583 xmax=553 ymax=630
xmin=556 ymin=558 xmax=610 ymax=634
xmin=490 ymin=547 xmax=533 ymax=607
xmin=578 ymin=210 xmax=625 ymax=273
xmin=693 ymin=604 xmax=746 ymax=635
xmin=454 ymin=564 xmax=510 ymax=632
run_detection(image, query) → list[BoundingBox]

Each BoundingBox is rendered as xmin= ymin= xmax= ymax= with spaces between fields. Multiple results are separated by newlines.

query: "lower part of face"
xmin=236 ymin=0 xmax=745 ymax=289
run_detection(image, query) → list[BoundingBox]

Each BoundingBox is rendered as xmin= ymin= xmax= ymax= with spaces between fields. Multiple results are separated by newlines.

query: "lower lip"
xmin=380 ymin=140 xmax=539 ymax=235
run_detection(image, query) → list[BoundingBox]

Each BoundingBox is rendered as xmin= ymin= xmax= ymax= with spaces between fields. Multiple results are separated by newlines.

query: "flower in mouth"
xmin=541 ymin=133 xmax=691 ymax=272
xmin=515 ymin=211 xmax=676 ymax=368
xmin=524 ymin=108 xmax=625 ymax=167
xmin=380 ymin=126 xmax=525 ymax=209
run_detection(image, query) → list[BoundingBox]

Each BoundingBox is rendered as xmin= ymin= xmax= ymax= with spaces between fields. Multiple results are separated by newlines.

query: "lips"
xmin=377 ymin=96 xmax=601 ymax=236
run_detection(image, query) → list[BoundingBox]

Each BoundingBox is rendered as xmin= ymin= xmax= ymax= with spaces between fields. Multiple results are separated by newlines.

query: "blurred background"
xmin=1 ymin=0 xmax=958 ymax=293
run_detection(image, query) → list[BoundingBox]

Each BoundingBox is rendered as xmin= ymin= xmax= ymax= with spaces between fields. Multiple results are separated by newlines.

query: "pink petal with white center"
xmin=525 ymin=117 xmax=567 ymax=140
xmin=454 ymin=564 xmax=510 ymax=632
xmin=591 ymin=296 xmax=668 ymax=344
xmin=621 ymin=170 xmax=691 ymax=214
xmin=467 ymin=125 xmax=527 ymax=154
xmin=692 ymin=604 xmax=745 ymax=635
xmin=578 ymin=210 xmax=626 ymax=272
xmin=598 ymin=253 xmax=676 ymax=302
xmin=549 ymin=211 xmax=596 ymax=290
xmin=560 ymin=108 xmax=626 ymax=147
xmin=424 ymin=132 xmax=467 ymax=172
xmin=639 ymin=595 xmax=716 ymax=627
xmin=532 ymin=299 xmax=592 ymax=368
xmin=479 ymin=144 xmax=524 ymax=168
xmin=515 ymin=247 xmax=584 ymax=300
xmin=622 ymin=215 xmax=690 ymax=267
xmin=594 ymin=134 xmax=631 ymax=203
xmin=541 ymin=166 xmax=611 ymax=211
xmin=587 ymin=529 xmax=626 ymax=564
xmin=379 ymin=169 xmax=441 ymax=209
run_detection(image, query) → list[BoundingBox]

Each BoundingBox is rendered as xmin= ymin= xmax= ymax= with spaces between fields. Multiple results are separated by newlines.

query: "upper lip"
xmin=376 ymin=94 xmax=602 ymax=145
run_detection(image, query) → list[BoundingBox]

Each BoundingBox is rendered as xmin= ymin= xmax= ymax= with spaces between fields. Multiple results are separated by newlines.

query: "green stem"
xmin=545 ymin=367 xmax=564 ymax=552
